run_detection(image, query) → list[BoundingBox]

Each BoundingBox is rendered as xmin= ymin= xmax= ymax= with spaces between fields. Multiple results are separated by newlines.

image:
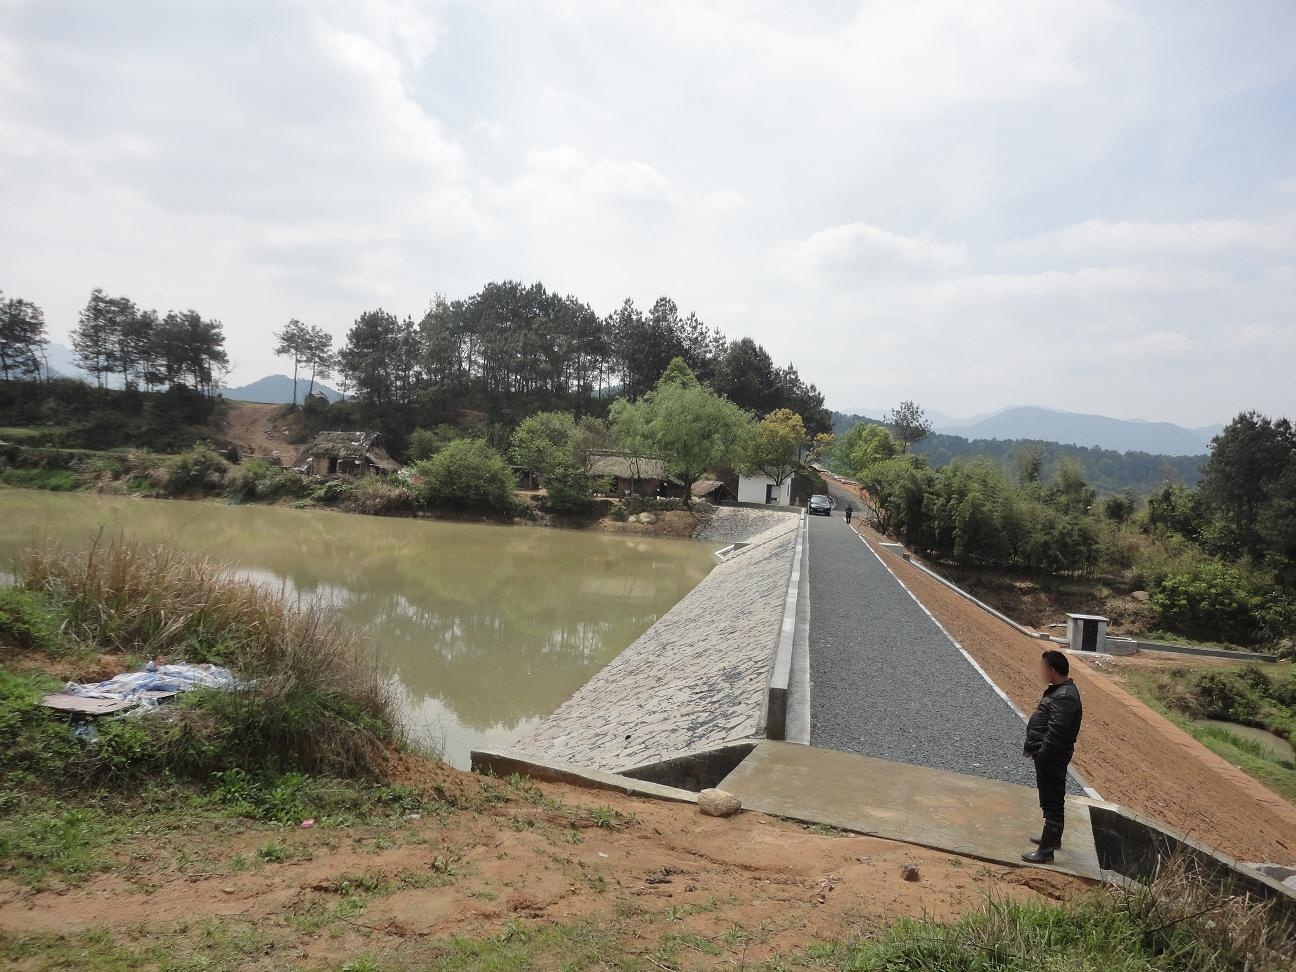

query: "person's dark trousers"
xmin=1034 ymin=753 xmax=1069 ymax=846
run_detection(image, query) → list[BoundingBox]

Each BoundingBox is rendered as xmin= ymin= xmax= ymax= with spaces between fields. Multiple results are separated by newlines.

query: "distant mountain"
xmin=938 ymin=406 xmax=1211 ymax=456
xmin=223 ymin=375 xmax=341 ymax=404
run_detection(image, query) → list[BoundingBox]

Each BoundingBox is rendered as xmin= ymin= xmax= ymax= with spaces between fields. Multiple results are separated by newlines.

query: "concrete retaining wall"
xmin=1088 ymin=802 xmax=1296 ymax=918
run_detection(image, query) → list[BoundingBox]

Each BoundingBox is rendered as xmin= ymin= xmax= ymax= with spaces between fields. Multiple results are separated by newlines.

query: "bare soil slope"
xmin=220 ymin=400 xmax=302 ymax=462
xmin=0 ymin=760 xmax=1086 ymax=969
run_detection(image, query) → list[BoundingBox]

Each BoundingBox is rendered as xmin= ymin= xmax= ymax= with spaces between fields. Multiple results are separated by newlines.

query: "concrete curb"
xmin=764 ymin=508 xmax=807 ymax=740
xmin=1085 ymin=798 xmax=1296 ymax=914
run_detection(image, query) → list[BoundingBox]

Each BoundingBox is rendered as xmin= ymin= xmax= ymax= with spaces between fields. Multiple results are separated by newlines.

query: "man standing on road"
xmin=844 ymin=503 xmax=853 ymax=525
xmin=1021 ymin=650 xmax=1082 ymax=864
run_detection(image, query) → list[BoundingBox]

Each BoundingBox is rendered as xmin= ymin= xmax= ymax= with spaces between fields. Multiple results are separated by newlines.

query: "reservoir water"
xmin=0 ymin=490 xmax=716 ymax=766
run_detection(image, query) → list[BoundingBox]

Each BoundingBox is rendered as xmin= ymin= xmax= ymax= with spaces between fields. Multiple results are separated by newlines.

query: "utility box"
xmin=1066 ymin=613 xmax=1109 ymax=653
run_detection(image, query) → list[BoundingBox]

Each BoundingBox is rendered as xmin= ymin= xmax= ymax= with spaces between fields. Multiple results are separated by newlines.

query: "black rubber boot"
xmin=1028 ymin=827 xmax=1064 ymax=847
xmin=1021 ymin=821 xmax=1063 ymax=864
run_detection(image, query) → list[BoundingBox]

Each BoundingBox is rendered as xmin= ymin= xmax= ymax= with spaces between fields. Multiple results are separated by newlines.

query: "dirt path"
xmin=220 ymin=400 xmax=299 ymax=462
xmin=0 ymin=761 xmax=1087 ymax=969
xmin=829 ymin=483 xmax=1296 ymax=863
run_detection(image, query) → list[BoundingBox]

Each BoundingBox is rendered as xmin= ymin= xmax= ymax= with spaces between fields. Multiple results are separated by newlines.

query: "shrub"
xmin=0 ymin=468 xmax=77 ymax=491
xmin=309 ymin=478 xmax=353 ymax=504
xmin=163 ymin=445 xmax=229 ymax=494
xmin=414 ymin=439 xmax=516 ymax=511
xmin=224 ymin=459 xmax=305 ymax=502
xmin=340 ymin=477 xmax=418 ymax=516
xmin=541 ymin=461 xmax=596 ymax=512
xmin=17 ymin=538 xmax=398 ymax=778
xmin=1151 ymin=561 xmax=1264 ymax=645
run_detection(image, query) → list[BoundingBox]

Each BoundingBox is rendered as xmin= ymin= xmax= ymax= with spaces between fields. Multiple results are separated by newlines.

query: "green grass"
xmin=0 ymin=467 xmax=78 ymax=490
xmin=837 ymin=874 xmax=1294 ymax=972
xmin=0 ymin=588 xmax=66 ymax=653
xmin=1187 ymin=727 xmax=1296 ymax=803
xmin=0 ymin=919 xmax=281 ymax=972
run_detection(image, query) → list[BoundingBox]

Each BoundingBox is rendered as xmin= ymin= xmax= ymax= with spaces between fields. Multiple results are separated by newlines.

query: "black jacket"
xmin=1024 ymin=679 xmax=1082 ymax=761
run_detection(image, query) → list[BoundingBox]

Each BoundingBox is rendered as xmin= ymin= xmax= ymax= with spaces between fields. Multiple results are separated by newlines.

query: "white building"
xmin=737 ymin=472 xmax=793 ymax=506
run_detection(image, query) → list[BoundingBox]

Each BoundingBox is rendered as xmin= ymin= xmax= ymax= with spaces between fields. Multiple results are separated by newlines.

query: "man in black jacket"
xmin=1021 ymin=650 xmax=1082 ymax=864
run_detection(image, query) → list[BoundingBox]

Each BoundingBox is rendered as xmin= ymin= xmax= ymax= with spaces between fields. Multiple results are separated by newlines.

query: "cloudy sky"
xmin=2 ymin=1 xmax=1293 ymax=426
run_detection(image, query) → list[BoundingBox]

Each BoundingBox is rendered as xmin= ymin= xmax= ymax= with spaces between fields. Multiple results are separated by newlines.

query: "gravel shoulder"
xmin=806 ymin=513 xmax=1040 ymax=788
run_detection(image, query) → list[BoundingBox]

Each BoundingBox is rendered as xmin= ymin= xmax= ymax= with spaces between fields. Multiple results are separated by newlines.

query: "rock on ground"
xmin=698 ymin=788 xmax=742 ymax=817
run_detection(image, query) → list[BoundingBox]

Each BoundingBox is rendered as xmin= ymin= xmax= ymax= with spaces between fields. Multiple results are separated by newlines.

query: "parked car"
xmin=808 ymin=494 xmax=833 ymax=516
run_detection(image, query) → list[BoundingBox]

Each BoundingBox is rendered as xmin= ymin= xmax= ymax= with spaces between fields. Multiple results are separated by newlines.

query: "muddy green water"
xmin=1196 ymin=719 xmax=1295 ymax=763
xmin=0 ymin=490 xmax=716 ymax=767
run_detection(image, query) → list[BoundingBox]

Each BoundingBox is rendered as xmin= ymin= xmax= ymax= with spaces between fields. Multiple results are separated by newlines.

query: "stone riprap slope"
xmin=519 ymin=516 xmax=798 ymax=771
xmin=693 ymin=504 xmax=798 ymax=543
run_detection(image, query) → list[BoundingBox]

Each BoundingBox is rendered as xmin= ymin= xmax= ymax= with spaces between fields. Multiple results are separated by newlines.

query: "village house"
xmin=586 ymin=451 xmax=673 ymax=496
xmin=737 ymin=471 xmax=793 ymax=506
xmin=300 ymin=431 xmax=400 ymax=478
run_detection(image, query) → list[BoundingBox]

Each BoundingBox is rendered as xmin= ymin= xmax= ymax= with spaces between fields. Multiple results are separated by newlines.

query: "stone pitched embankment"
xmin=519 ymin=513 xmax=799 ymax=771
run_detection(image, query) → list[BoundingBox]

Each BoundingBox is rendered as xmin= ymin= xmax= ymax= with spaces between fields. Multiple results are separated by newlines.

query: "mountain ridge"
xmin=838 ymin=403 xmax=1217 ymax=456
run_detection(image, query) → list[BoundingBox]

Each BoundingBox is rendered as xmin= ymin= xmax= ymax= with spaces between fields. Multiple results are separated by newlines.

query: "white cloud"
xmin=702 ymin=189 xmax=747 ymax=214
xmin=998 ymin=218 xmax=1290 ymax=262
xmin=484 ymin=146 xmax=675 ymax=230
xmin=783 ymin=223 xmax=968 ymax=275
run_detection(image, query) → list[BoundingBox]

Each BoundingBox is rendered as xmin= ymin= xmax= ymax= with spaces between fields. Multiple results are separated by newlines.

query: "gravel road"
xmin=807 ymin=510 xmax=1041 ymax=788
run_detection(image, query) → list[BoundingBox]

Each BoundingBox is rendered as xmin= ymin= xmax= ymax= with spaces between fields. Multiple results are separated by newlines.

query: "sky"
xmin=1 ymin=1 xmax=1294 ymax=427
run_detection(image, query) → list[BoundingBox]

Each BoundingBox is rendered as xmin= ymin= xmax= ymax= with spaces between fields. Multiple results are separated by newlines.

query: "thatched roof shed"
xmin=586 ymin=451 xmax=668 ymax=481
xmin=302 ymin=431 xmax=399 ymax=477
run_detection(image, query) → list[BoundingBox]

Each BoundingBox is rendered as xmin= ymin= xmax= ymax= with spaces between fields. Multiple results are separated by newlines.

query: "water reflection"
xmin=1 ymin=491 xmax=715 ymax=766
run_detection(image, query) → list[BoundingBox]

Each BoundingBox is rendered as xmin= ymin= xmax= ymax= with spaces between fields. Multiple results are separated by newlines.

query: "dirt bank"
xmin=833 ymin=491 xmax=1296 ymax=862
xmin=0 ymin=758 xmax=1087 ymax=969
xmin=219 ymin=400 xmax=303 ymax=462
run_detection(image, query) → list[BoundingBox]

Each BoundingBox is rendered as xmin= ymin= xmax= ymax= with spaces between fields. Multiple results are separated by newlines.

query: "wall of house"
xmin=737 ymin=473 xmax=792 ymax=505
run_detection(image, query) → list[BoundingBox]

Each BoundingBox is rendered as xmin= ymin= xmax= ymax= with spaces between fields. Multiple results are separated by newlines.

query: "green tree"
xmin=885 ymin=400 xmax=932 ymax=452
xmin=848 ymin=424 xmax=902 ymax=475
xmin=304 ymin=325 xmax=335 ymax=397
xmin=273 ymin=319 xmax=310 ymax=405
xmin=72 ymin=288 xmax=115 ymax=388
xmin=0 ymin=292 xmax=47 ymax=382
xmin=1044 ymin=459 xmax=1096 ymax=516
xmin=406 ymin=425 xmax=459 ymax=462
xmin=509 ymin=411 xmax=579 ymax=480
xmin=1014 ymin=443 xmax=1045 ymax=489
xmin=1101 ymin=492 xmax=1137 ymax=525
xmin=1200 ymin=411 xmax=1296 ymax=556
xmin=741 ymin=408 xmax=806 ymax=493
xmin=656 ymin=355 xmax=700 ymax=389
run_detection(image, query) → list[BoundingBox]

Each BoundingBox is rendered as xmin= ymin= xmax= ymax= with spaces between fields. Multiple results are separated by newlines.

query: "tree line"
xmin=833 ymin=405 xmax=1294 ymax=647
xmin=321 ymin=280 xmax=830 ymax=451
xmin=831 ymin=411 xmax=1204 ymax=496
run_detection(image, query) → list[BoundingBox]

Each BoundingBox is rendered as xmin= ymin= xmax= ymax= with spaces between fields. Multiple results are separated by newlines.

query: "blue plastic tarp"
xmin=63 ymin=662 xmax=237 ymax=703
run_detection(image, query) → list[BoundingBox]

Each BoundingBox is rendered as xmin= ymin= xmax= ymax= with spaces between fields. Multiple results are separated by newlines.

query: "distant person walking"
xmin=844 ymin=503 xmax=853 ymax=525
xmin=1021 ymin=650 xmax=1082 ymax=864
